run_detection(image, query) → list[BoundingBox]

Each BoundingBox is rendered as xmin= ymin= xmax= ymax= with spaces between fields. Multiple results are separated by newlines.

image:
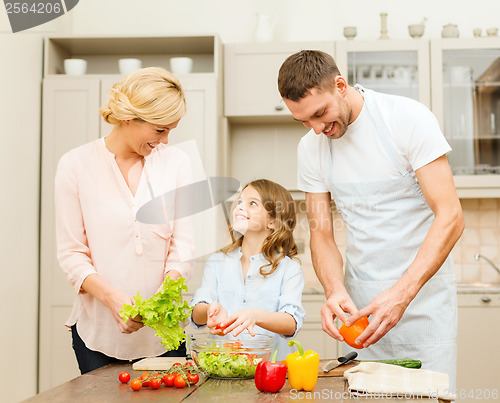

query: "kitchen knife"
xmin=322 ymin=351 xmax=358 ymax=372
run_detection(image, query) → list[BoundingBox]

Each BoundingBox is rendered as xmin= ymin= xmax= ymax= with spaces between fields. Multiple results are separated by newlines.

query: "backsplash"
xmin=293 ymin=198 xmax=500 ymax=291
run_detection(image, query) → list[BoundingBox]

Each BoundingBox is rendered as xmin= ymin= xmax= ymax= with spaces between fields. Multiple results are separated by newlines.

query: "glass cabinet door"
xmin=431 ymin=38 xmax=500 ymax=177
xmin=335 ymin=40 xmax=430 ymax=107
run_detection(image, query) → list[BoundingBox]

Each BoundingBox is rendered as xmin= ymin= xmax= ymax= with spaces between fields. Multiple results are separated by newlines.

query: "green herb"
xmin=119 ymin=276 xmax=192 ymax=351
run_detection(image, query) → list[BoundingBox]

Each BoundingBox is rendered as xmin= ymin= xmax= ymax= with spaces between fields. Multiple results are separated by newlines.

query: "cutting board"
xmin=133 ymin=357 xmax=358 ymax=375
xmin=132 ymin=357 xmax=187 ymax=370
xmin=317 ymin=359 xmax=359 ymax=377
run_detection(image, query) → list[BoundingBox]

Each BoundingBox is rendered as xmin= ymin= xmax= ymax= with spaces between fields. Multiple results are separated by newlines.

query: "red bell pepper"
xmin=254 ymin=349 xmax=287 ymax=393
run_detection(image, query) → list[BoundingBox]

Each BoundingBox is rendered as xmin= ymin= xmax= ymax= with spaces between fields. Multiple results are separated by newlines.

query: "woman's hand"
xmin=81 ymin=274 xmax=144 ymax=334
xmin=222 ymin=309 xmax=260 ymax=337
xmin=206 ymin=302 xmax=228 ymax=335
xmin=103 ymin=289 xmax=144 ymax=334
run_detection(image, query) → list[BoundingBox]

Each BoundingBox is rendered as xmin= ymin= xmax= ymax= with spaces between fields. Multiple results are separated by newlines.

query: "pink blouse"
xmin=55 ymin=138 xmax=194 ymax=359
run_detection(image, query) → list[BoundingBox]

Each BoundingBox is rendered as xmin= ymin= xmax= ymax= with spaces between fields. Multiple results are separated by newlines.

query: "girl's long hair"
xmin=221 ymin=179 xmax=299 ymax=276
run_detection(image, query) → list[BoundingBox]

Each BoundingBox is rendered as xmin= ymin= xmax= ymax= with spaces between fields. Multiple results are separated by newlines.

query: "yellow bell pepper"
xmin=286 ymin=339 xmax=319 ymax=391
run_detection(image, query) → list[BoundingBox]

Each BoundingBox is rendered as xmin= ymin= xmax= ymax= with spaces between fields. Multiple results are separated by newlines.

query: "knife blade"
xmin=322 ymin=351 xmax=358 ymax=372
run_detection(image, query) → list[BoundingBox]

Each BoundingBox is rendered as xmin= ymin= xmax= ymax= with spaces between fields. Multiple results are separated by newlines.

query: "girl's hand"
xmin=207 ymin=302 xmax=228 ymax=335
xmin=103 ymin=289 xmax=144 ymax=334
xmin=222 ymin=309 xmax=259 ymax=337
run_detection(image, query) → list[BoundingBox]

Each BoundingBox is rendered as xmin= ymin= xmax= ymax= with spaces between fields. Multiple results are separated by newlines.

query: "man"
xmin=278 ymin=50 xmax=464 ymax=387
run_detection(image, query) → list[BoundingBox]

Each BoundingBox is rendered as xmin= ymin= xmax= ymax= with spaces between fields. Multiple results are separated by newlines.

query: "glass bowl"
xmin=186 ymin=332 xmax=274 ymax=379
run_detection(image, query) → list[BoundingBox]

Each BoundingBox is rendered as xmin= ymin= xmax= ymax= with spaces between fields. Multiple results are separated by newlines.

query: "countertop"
xmin=303 ymin=284 xmax=500 ymax=296
xmin=23 ymin=363 xmax=439 ymax=403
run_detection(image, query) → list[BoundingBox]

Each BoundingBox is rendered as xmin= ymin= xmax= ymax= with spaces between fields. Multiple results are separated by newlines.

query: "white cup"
xmin=118 ymin=58 xmax=142 ymax=75
xmin=170 ymin=57 xmax=193 ymax=74
xmin=64 ymin=59 xmax=87 ymax=76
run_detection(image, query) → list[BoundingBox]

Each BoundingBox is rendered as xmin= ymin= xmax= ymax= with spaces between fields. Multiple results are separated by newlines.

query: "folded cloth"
xmin=343 ymin=362 xmax=456 ymax=401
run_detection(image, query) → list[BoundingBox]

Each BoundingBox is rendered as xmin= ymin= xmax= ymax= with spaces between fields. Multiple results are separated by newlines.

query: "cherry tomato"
xmin=174 ymin=374 xmax=187 ymax=388
xmin=172 ymin=362 xmax=182 ymax=367
xmin=187 ymin=373 xmax=199 ymax=385
xmin=214 ymin=323 xmax=226 ymax=331
xmin=163 ymin=373 xmax=176 ymax=387
xmin=130 ymin=379 xmax=142 ymax=391
xmin=139 ymin=372 xmax=150 ymax=387
xmin=150 ymin=378 xmax=162 ymax=389
xmin=118 ymin=371 xmax=130 ymax=383
xmin=183 ymin=361 xmax=194 ymax=367
xmin=339 ymin=316 xmax=370 ymax=349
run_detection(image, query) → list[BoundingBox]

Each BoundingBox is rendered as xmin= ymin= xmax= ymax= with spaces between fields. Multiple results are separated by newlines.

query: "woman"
xmin=55 ymin=67 xmax=194 ymax=374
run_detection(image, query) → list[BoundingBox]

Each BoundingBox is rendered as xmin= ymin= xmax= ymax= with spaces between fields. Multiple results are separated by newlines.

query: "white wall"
xmin=0 ymin=6 xmax=71 ymax=403
xmin=68 ymin=0 xmax=499 ymax=42
xmin=0 ymin=34 xmax=42 ymax=402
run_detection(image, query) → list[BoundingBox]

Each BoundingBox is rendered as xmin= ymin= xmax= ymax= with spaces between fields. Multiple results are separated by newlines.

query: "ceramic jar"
xmin=442 ymin=24 xmax=459 ymax=38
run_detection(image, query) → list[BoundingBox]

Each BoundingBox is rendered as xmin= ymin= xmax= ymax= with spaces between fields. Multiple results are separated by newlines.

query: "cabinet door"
xmin=39 ymin=78 xmax=101 ymax=391
xmin=100 ymin=76 xmax=123 ymax=138
xmin=224 ymin=42 xmax=335 ymax=117
xmin=457 ymin=294 xmax=500 ymax=395
xmin=169 ymin=75 xmax=218 ymax=177
xmin=335 ymin=40 xmax=431 ymax=108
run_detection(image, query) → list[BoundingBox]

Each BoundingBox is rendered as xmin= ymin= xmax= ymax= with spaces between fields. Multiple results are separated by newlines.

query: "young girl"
xmin=191 ymin=179 xmax=305 ymax=360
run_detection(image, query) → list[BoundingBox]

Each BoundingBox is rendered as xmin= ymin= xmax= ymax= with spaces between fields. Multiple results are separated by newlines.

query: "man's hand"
xmin=206 ymin=302 xmax=228 ymax=335
xmin=346 ymin=285 xmax=410 ymax=348
xmin=321 ymin=288 xmax=358 ymax=342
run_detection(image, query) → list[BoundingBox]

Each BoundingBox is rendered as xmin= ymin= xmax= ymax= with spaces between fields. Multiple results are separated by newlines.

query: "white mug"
xmin=170 ymin=57 xmax=193 ymax=74
xmin=118 ymin=58 xmax=142 ymax=76
xmin=64 ymin=59 xmax=87 ymax=76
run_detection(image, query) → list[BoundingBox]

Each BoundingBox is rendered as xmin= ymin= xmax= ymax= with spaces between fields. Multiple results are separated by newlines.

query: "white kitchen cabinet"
xmin=297 ymin=294 xmax=340 ymax=359
xmin=457 ymin=292 xmax=500 ymax=397
xmin=335 ymin=39 xmax=431 ymax=107
xmin=39 ymin=35 xmax=223 ymax=391
xmin=39 ymin=77 xmax=104 ymax=391
xmin=223 ymin=41 xmax=334 ymax=194
xmin=224 ymin=41 xmax=335 ymax=119
xmin=430 ymin=38 xmax=500 ymax=198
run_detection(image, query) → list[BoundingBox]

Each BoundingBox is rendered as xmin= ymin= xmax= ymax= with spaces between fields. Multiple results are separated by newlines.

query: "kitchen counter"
xmin=23 ymin=363 xmax=439 ymax=402
xmin=304 ymin=284 xmax=500 ymax=296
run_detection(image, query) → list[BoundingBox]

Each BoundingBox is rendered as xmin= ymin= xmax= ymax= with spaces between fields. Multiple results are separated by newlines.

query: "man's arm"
xmin=306 ymin=192 xmax=358 ymax=341
xmin=350 ymin=155 xmax=464 ymax=347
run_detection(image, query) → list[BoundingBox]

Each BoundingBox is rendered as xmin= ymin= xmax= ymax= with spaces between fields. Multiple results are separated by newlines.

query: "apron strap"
xmin=354 ymin=84 xmax=409 ymax=177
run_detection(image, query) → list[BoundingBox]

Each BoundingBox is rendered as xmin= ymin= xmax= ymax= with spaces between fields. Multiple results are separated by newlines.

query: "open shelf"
xmin=44 ymin=35 xmax=219 ymax=76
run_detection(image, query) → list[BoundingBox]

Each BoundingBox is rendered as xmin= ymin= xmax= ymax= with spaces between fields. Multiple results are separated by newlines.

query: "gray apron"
xmin=328 ymin=85 xmax=457 ymax=390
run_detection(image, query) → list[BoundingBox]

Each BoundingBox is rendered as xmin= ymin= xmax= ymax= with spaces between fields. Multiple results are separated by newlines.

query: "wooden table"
xmin=23 ymin=363 xmax=439 ymax=402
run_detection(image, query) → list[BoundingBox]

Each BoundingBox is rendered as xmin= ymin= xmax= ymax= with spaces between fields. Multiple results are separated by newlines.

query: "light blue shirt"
xmin=190 ymin=248 xmax=305 ymax=361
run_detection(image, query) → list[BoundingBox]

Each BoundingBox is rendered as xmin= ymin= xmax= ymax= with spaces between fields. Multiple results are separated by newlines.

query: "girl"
xmin=191 ymin=179 xmax=305 ymax=360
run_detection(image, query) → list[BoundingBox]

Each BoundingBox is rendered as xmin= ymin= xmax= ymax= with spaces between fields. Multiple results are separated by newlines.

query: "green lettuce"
xmin=197 ymin=348 xmax=262 ymax=378
xmin=119 ymin=276 xmax=192 ymax=351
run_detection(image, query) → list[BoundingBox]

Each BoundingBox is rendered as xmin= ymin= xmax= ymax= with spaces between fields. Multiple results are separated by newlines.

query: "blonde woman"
xmin=55 ymin=67 xmax=194 ymax=373
xmin=191 ymin=179 xmax=305 ymax=361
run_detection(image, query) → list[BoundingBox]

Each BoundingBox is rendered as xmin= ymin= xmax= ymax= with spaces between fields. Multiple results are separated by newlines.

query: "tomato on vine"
xmin=150 ymin=378 xmax=162 ymax=389
xmin=130 ymin=379 xmax=142 ymax=391
xmin=174 ymin=374 xmax=187 ymax=388
xmin=163 ymin=373 xmax=176 ymax=387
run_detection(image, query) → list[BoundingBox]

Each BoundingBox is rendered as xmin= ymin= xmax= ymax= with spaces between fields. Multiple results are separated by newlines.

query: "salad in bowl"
xmin=186 ymin=332 xmax=274 ymax=379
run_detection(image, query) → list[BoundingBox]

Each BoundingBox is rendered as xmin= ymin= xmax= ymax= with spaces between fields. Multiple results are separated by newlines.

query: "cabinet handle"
xmin=481 ymin=296 xmax=492 ymax=303
xmin=275 ymin=105 xmax=284 ymax=111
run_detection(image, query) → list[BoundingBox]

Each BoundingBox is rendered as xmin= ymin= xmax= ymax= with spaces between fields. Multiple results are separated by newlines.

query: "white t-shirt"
xmin=297 ymin=88 xmax=451 ymax=192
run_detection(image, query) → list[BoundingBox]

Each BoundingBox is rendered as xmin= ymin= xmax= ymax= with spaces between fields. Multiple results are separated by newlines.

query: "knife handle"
xmin=341 ymin=351 xmax=358 ymax=363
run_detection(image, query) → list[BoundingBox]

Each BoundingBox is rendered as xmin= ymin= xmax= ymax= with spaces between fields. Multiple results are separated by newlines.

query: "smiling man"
xmin=278 ymin=50 xmax=464 ymax=390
